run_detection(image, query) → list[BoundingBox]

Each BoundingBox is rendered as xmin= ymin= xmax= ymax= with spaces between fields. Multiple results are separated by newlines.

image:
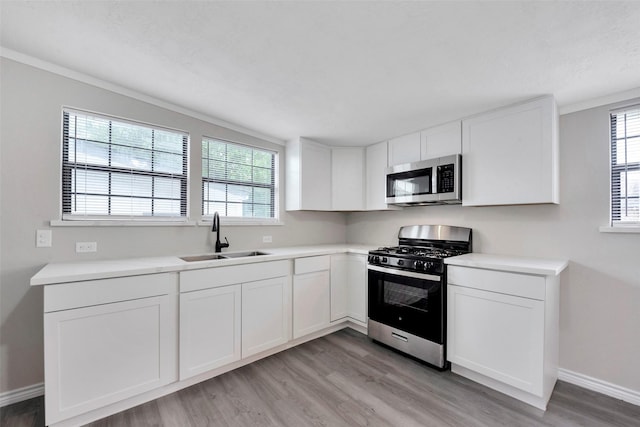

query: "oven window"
xmin=383 ymin=281 xmax=430 ymax=313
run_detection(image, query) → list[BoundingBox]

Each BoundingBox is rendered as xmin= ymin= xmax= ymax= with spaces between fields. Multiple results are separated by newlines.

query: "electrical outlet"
xmin=262 ymin=235 xmax=273 ymax=243
xmin=76 ymin=242 xmax=97 ymax=253
xmin=36 ymin=229 xmax=52 ymax=247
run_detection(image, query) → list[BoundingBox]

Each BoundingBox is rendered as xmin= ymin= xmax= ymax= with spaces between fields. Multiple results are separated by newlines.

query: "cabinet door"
xmin=365 ymin=141 xmax=390 ymax=210
xmin=461 ymin=96 xmax=558 ymax=206
xmin=330 ymin=255 xmax=349 ymax=321
xmin=285 ymin=137 xmax=331 ymax=211
xmin=388 ymin=132 xmax=421 ymax=166
xmin=179 ymin=285 xmax=241 ymax=380
xmin=447 ymin=284 xmax=544 ymax=395
xmin=293 ymin=270 xmax=331 ymax=338
xmin=44 ymin=295 xmax=176 ymax=425
xmin=420 ymin=121 xmax=461 ymax=159
xmin=242 ymin=276 xmax=290 ymax=358
xmin=332 ymin=147 xmax=365 ymax=210
xmin=346 ymin=254 xmax=367 ymax=323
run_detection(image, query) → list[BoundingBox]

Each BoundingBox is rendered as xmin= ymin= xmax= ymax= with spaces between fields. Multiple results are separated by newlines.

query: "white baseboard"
xmin=0 ymin=382 xmax=44 ymax=408
xmin=558 ymin=368 xmax=640 ymax=407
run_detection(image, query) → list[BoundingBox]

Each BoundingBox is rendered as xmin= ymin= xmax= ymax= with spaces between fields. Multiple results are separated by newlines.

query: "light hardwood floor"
xmin=2 ymin=328 xmax=639 ymax=426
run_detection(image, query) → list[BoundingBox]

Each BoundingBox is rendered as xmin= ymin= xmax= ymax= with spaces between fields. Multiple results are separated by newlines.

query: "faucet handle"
xmin=221 ymin=237 xmax=230 ymax=249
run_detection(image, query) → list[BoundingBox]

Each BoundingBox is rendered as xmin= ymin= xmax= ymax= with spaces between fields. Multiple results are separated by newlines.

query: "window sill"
xmin=50 ymin=219 xmax=198 ymax=227
xmin=197 ymin=219 xmax=284 ymax=227
xmin=599 ymin=226 xmax=640 ymax=234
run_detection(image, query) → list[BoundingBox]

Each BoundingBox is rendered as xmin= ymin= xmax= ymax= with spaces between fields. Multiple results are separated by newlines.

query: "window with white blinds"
xmin=610 ymin=106 xmax=640 ymax=226
xmin=62 ymin=109 xmax=188 ymax=220
xmin=202 ymin=138 xmax=276 ymax=220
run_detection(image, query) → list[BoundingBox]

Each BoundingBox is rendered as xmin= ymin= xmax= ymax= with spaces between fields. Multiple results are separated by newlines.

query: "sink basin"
xmin=220 ymin=251 xmax=270 ymax=258
xmin=180 ymin=251 xmax=270 ymax=262
xmin=180 ymin=254 xmax=226 ymax=262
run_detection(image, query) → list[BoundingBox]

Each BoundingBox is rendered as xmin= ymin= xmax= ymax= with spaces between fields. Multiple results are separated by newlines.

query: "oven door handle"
xmin=367 ymin=264 xmax=441 ymax=282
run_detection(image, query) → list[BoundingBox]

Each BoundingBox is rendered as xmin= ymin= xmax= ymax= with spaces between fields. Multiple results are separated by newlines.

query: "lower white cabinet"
xmin=242 ymin=276 xmax=291 ymax=357
xmin=293 ymin=256 xmax=331 ymax=339
xmin=447 ymin=263 xmax=561 ymax=410
xmin=43 ymin=274 xmax=177 ymax=426
xmin=179 ymin=284 xmax=241 ymax=380
xmin=330 ymin=253 xmax=367 ymax=323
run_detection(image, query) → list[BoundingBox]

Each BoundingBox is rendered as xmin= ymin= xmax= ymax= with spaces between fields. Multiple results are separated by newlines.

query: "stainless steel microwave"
xmin=386 ymin=154 xmax=461 ymax=206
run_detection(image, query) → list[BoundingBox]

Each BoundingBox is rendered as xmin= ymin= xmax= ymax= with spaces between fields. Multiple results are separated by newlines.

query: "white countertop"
xmin=445 ymin=253 xmax=568 ymax=276
xmin=30 ymin=244 xmax=375 ymax=286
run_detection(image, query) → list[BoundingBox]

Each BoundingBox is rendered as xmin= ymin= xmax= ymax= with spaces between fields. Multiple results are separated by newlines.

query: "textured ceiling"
xmin=2 ymin=1 xmax=640 ymax=146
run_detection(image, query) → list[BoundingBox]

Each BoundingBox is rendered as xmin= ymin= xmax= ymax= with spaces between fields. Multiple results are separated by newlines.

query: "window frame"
xmin=609 ymin=104 xmax=640 ymax=228
xmin=201 ymin=137 xmax=279 ymax=224
xmin=60 ymin=108 xmax=190 ymax=223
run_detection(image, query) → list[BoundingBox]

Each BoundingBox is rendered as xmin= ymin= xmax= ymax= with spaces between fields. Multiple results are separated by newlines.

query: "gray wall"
xmin=347 ymin=103 xmax=640 ymax=393
xmin=0 ymin=58 xmax=346 ymax=395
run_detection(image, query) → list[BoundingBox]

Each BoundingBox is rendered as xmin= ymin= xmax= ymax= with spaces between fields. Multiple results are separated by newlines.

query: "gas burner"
xmin=369 ymin=225 xmax=472 ymax=274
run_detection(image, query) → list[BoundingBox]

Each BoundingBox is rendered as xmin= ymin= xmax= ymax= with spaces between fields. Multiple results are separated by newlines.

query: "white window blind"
xmin=202 ymin=138 xmax=276 ymax=219
xmin=610 ymin=106 xmax=640 ymax=226
xmin=62 ymin=109 xmax=188 ymax=220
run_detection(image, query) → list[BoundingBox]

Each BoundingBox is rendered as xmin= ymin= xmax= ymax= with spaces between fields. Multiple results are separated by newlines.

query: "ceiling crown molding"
xmin=0 ymin=47 xmax=285 ymax=146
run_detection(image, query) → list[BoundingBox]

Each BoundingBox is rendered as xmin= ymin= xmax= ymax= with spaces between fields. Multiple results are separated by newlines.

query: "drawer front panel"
xmin=180 ymin=260 xmax=290 ymax=293
xmin=447 ymin=265 xmax=545 ymax=300
xmin=294 ymin=255 xmax=331 ymax=275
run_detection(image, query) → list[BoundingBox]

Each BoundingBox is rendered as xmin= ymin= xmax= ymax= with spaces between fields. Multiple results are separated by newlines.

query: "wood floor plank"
xmin=3 ymin=329 xmax=640 ymax=427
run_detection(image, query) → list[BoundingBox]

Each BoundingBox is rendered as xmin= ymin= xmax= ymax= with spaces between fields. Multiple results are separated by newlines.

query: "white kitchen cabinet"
xmin=330 ymin=253 xmax=367 ymax=324
xmin=286 ymin=137 xmax=332 ymax=211
xmin=331 ymin=147 xmax=365 ymax=210
xmin=388 ymin=132 xmax=421 ymax=166
xmin=242 ymin=276 xmax=291 ymax=358
xmin=446 ymin=261 xmax=562 ymax=410
xmin=293 ymin=256 xmax=331 ymax=339
xmin=420 ymin=120 xmax=462 ymax=159
xmin=461 ymin=95 xmax=559 ymax=206
xmin=179 ymin=284 xmax=241 ymax=380
xmin=43 ymin=274 xmax=177 ymax=426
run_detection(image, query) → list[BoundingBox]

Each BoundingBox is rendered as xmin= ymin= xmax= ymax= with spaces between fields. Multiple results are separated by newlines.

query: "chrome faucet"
xmin=211 ymin=212 xmax=230 ymax=253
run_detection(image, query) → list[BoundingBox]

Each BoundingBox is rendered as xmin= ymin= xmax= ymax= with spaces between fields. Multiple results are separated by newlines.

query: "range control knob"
xmin=397 ymin=259 xmax=404 ymax=266
xmin=415 ymin=260 xmax=424 ymax=270
xmin=382 ymin=257 xmax=388 ymax=264
xmin=425 ymin=261 xmax=434 ymax=271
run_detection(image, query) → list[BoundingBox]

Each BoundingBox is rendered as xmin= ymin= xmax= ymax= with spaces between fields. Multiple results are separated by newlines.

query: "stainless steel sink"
xmin=180 ymin=251 xmax=270 ymax=262
xmin=220 ymin=251 xmax=270 ymax=258
xmin=180 ymin=254 xmax=226 ymax=262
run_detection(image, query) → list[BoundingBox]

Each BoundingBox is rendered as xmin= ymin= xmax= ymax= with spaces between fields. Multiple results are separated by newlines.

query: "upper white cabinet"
xmin=365 ymin=141 xmax=400 ymax=211
xmin=420 ymin=120 xmax=462 ymax=159
xmin=331 ymin=147 xmax=365 ymax=211
xmin=461 ymin=96 xmax=559 ymax=206
xmin=388 ymin=132 xmax=421 ymax=166
xmin=286 ymin=137 xmax=332 ymax=211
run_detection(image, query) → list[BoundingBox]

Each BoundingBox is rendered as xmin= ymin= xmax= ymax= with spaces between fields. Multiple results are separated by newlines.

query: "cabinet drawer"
xmin=44 ymin=273 xmax=177 ymax=312
xmin=294 ymin=255 xmax=331 ymax=275
xmin=447 ymin=266 xmax=545 ymax=300
xmin=180 ymin=260 xmax=290 ymax=293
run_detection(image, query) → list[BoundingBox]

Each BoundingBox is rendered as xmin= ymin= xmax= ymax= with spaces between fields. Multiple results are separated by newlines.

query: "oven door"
xmin=368 ymin=265 xmax=444 ymax=344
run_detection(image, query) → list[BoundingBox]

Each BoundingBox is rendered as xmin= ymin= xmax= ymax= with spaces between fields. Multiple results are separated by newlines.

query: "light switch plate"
xmin=262 ymin=235 xmax=273 ymax=243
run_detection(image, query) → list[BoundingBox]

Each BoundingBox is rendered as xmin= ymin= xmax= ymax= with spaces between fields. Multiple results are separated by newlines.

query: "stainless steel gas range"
xmin=367 ymin=224 xmax=472 ymax=369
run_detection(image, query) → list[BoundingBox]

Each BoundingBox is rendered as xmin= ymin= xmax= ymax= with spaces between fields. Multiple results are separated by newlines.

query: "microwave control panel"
xmin=437 ymin=164 xmax=455 ymax=193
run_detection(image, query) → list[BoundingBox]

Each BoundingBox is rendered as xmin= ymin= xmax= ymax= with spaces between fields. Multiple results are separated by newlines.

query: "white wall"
xmin=0 ymin=58 xmax=347 ymax=395
xmin=347 ymin=102 xmax=640 ymax=393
